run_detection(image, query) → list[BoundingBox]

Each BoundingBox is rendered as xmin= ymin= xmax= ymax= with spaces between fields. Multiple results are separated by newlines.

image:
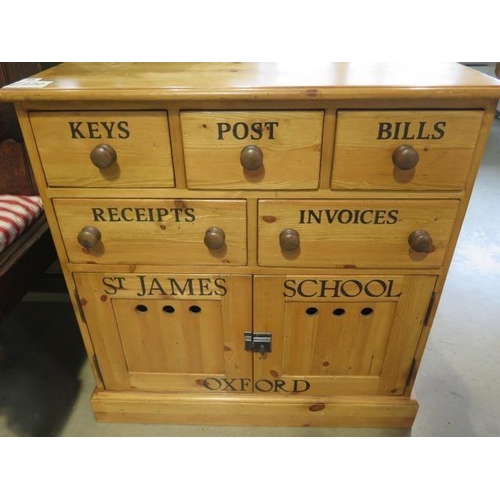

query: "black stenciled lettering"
xmin=170 ymin=278 xmax=194 ymax=296
xmin=386 ymin=279 xmax=402 ymax=298
xmin=148 ymin=277 xmax=167 ymax=295
xmin=326 ymin=209 xmax=339 ymax=223
xmin=214 ymin=278 xmax=227 ymax=296
xmin=265 ymin=121 xmax=279 ymax=139
xmin=417 ymin=121 xmax=431 ymax=140
xmin=135 ymin=208 xmax=147 ymax=222
xmin=386 ymin=210 xmax=399 ymax=224
xmin=283 ymin=279 xmax=296 ymax=298
xmin=102 ymin=276 xmax=126 ymax=295
xmin=307 ymin=210 xmax=322 ymax=224
xmin=137 ymin=275 xmax=147 ymax=297
xmin=364 ymin=279 xmax=387 ymax=298
xmin=203 ymin=378 xmax=222 ymax=390
xmin=393 ymin=122 xmax=402 ymax=140
xmin=91 ymin=207 xmax=105 ymax=221
xmin=402 ymin=122 xmax=415 ymax=140
xmin=170 ymin=208 xmax=182 ymax=222
xmin=374 ymin=210 xmax=386 ymax=224
xmin=157 ymin=208 xmax=169 ymax=222
xmin=360 ymin=210 xmax=374 ymax=224
xmin=433 ymin=121 xmax=446 ymax=139
xmin=100 ymin=122 xmax=115 ymax=139
xmin=69 ymin=121 xmax=85 ymax=139
xmin=87 ymin=122 xmax=101 ymax=139
xmin=319 ymin=279 xmax=341 ymax=298
xmin=274 ymin=380 xmax=288 ymax=392
xmin=121 ymin=207 xmax=135 ymax=222
xmin=255 ymin=379 xmax=274 ymax=392
xmin=250 ymin=122 xmax=263 ymax=140
xmin=338 ymin=209 xmax=353 ymax=224
xmin=197 ymin=278 xmax=212 ymax=296
xmin=340 ymin=280 xmax=363 ymax=298
xmin=233 ymin=122 xmax=249 ymax=140
xmin=184 ymin=207 xmax=195 ymax=222
xmin=216 ymin=123 xmax=231 ymax=140
xmin=107 ymin=207 xmax=120 ymax=222
xmin=297 ymin=279 xmax=318 ymax=298
xmin=377 ymin=122 xmax=392 ymax=140
xmin=221 ymin=378 xmax=238 ymax=391
xmin=240 ymin=379 xmax=251 ymax=391
xmin=299 ymin=210 xmax=306 ymax=224
xmin=117 ymin=121 xmax=130 ymax=139
xmin=292 ymin=380 xmax=311 ymax=393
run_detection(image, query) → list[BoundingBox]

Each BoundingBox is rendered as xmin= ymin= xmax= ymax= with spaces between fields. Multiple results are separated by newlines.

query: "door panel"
xmin=74 ymin=273 xmax=252 ymax=393
xmin=253 ymin=274 xmax=436 ymax=396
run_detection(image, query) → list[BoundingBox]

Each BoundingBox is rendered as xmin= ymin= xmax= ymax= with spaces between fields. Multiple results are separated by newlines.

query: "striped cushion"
xmin=0 ymin=195 xmax=44 ymax=253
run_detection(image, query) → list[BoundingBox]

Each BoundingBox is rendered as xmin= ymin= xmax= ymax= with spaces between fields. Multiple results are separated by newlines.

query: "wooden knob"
xmin=90 ymin=144 xmax=117 ymax=169
xmin=280 ymin=228 xmax=300 ymax=252
xmin=392 ymin=145 xmax=419 ymax=171
xmin=240 ymin=145 xmax=263 ymax=171
xmin=77 ymin=226 xmax=101 ymax=249
xmin=408 ymin=230 xmax=433 ymax=253
xmin=204 ymin=227 xmax=225 ymax=250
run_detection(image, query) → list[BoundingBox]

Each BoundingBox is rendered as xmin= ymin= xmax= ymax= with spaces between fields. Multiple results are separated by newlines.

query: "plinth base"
xmin=91 ymin=389 xmax=418 ymax=428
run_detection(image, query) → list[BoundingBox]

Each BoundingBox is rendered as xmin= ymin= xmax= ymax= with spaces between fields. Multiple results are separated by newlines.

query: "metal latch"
xmin=244 ymin=332 xmax=272 ymax=354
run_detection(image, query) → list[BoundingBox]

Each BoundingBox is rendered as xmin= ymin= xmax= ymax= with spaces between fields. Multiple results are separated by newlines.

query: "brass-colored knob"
xmin=240 ymin=145 xmax=263 ymax=171
xmin=204 ymin=227 xmax=225 ymax=250
xmin=392 ymin=145 xmax=419 ymax=171
xmin=77 ymin=226 xmax=101 ymax=249
xmin=90 ymin=144 xmax=117 ymax=169
xmin=408 ymin=230 xmax=433 ymax=253
xmin=280 ymin=228 xmax=300 ymax=252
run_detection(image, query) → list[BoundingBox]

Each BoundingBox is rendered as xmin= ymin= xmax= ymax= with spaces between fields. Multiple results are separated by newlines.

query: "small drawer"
xmin=54 ymin=198 xmax=247 ymax=265
xmin=258 ymin=199 xmax=458 ymax=268
xmin=181 ymin=110 xmax=323 ymax=190
xmin=30 ymin=111 xmax=174 ymax=188
xmin=331 ymin=110 xmax=483 ymax=190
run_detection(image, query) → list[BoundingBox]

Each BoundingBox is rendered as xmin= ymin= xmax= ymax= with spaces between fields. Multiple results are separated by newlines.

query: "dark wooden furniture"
xmin=0 ymin=63 xmax=57 ymax=323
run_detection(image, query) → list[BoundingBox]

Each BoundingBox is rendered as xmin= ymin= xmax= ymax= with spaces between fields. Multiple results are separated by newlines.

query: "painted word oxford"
xmin=202 ymin=377 xmax=311 ymax=393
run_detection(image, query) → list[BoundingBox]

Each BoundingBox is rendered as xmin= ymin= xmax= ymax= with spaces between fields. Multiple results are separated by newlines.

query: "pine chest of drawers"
xmin=2 ymin=63 xmax=499 ymax=428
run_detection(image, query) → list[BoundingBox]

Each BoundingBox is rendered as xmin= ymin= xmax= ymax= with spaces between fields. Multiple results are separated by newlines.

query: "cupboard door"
xmin=253 ymin=275 xmax=436 ymax=396
xmin=74 ymin=273 xmax=252 ymax=393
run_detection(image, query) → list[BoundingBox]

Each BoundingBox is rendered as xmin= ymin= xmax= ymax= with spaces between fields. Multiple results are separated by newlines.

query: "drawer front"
xmin=54 ymin=199 xmax=247 ymax=265
xmin=331 ymin=110 xmax=483 ymax=190
xmin=181 ymin=111 xmax=323 ymax=189
xmin=30 ymin=111 xmax=174 ymax=188
xmin=258 ymin=199 xmax=458 ymax=268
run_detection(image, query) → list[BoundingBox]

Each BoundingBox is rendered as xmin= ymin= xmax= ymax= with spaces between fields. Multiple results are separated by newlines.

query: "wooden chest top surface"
xmin=1 ymin=62 xmax=500 ymax=101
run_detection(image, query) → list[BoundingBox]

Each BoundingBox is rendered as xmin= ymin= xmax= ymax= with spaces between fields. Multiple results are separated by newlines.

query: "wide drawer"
xmin=181 ymin=110 xmax=323 ymax=189
xmin=54 ymin=198 xmax=247 ymax=265
xmin=258 ymin=199 xmax=458 ymax=268
xmin=30 ymin=111 xmax=174 ymax=188
xmin=331 ymin=110 xmax=483 ymax=190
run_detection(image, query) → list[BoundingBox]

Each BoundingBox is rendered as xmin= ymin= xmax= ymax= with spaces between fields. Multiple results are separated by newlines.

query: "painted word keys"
xmin=69 ymin=121 xmax=130 ymax=139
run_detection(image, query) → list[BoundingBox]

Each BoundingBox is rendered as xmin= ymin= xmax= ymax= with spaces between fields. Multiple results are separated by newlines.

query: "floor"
xmin=1 ymin=65 xmax=499 ymax=437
